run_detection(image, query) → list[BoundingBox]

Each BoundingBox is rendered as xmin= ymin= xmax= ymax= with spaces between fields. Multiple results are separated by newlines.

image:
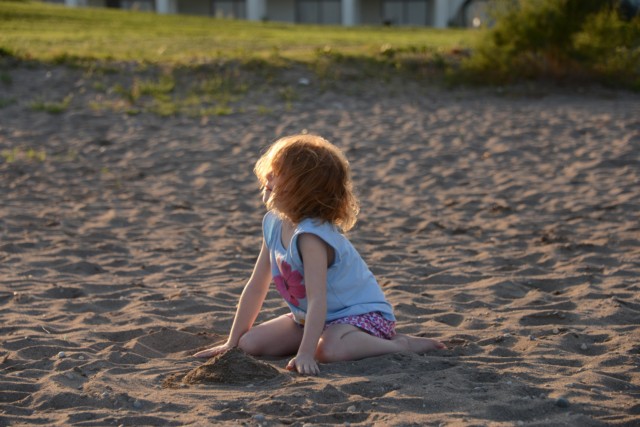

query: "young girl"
xmin=194 ymin=134 xmax=445 ymax=375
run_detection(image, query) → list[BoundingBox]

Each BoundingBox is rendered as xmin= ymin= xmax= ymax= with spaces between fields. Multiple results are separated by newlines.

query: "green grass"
xmin=3 ymin=1 xmax=636 ymax=92
xmin=1 ymin=147 xmax=47 ymax=163
xmin=0 ymin=1 xmax=485 ymax=118
xmin=30 ymin=94 xmax=72 ymax=113
xmin=0 ymin=1 xmax=477 ymax=65
xmin=0 ymin=97 xmax=15 ymax=108
xmin=0 ymin=70 xmax=12 ymax=85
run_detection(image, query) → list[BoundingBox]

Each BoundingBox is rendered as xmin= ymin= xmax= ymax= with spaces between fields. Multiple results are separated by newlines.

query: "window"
xmin=212 ymin=0 xmax=247 ymax=19
xmin=297 ymin=0 xmax=341 ymax=25
xmin=382 ymin=0 xmax=430 ymax=26
xmin=121 ymin=0 xmax=155 ymax=11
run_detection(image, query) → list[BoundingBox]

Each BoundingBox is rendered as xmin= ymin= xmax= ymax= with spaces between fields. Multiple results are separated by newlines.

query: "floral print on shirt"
xmin=274 ymin=257 xmax=306 ymax=307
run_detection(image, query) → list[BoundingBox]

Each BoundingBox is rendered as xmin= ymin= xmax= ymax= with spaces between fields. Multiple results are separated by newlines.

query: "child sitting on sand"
xmin=194 ymin=134 xmax=445 ymax=375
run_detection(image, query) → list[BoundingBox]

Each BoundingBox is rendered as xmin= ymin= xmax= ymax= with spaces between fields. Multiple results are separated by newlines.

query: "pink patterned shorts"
xmin=327 ymin=311 xmax=396 ymax=339
xmin=289 ymin=311 xmax=396 ymax=340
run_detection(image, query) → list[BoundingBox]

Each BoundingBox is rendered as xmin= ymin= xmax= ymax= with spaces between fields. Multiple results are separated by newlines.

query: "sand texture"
xmin=1 ymin=64 xmax=639 ymax=426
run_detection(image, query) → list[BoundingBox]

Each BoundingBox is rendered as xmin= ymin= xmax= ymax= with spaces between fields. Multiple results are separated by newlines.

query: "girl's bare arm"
xmin=287 ymin=233 xmax=328 ymax=375
xmin=194 ymin=239 xmax=272 ymax=358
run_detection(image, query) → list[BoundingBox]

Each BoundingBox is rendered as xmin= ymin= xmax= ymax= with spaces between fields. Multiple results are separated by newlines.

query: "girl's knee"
xmin=316 ymin=335 xmax=347 ymax=363
xmin=315 ymin=339 xmax=333 ymax=363
xmin=237 ymin=331 xmax=263 ymax=356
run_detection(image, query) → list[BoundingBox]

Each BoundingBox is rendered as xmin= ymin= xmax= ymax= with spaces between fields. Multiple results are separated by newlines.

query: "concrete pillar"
xmin=342 ymin=0 xmax=359 ymax=26
xmin=433 ymin=0 xmax=449 ymax=28
xmin=65 ymin=0 xmax=80 ymax=7
xmin=247 ymin=0 xmax=267 ymax=21
xmin=156 ymin=0 xmax=178 ymax=14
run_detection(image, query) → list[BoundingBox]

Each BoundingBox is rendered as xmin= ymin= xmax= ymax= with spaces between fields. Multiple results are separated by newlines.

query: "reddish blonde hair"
xmin=254 ymin=134 xmax=359 ymax=231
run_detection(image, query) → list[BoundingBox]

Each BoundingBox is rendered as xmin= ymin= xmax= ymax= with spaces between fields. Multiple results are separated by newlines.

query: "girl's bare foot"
xmin=392 ymin=333 xmax=446 ymax=353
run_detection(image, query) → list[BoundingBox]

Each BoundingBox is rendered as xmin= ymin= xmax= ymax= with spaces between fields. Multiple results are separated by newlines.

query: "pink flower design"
xmin=274 ymin=258 xmax=306 ymax=307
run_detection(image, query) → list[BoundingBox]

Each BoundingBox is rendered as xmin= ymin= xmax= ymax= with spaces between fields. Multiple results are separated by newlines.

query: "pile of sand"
xmin=165 ymin=349 xmax=282 ymax=387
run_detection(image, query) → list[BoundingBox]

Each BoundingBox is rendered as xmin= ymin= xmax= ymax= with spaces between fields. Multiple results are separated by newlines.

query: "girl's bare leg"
xmin=237 ymin=314 xmax=304 ymax=357
xmin=316 ymin=324 xmax=445 ymax=363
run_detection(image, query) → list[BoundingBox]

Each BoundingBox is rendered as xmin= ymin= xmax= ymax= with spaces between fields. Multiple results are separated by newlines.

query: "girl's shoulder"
xmin=297 ymin=217 xmax=338 ymax=235
xmin=295 ymin=217 xmax=346 ymax=251
xmin=263 ymin=210 xmax=278 ymax=225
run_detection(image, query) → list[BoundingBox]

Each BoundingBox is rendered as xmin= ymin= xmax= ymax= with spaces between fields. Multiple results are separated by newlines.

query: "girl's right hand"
xmin=193 ymin=342 xmax=235 ymax=358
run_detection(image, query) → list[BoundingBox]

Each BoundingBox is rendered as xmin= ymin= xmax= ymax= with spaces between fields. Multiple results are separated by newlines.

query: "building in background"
xmin=48 ymin=0 xmax=490 ymax=27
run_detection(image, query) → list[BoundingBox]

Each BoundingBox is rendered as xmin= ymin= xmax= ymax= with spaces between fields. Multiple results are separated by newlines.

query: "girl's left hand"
xmin=286 ymin=354 xmax=319 ymax=376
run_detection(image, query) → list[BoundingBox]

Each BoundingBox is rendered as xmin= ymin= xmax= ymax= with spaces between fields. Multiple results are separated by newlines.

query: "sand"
xmin=1 ymin=63 xmax=639 ymax=426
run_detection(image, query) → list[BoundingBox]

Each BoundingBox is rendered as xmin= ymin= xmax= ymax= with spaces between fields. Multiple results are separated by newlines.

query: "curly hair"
xmin=254 ymin=134 xmax=360 ymax=232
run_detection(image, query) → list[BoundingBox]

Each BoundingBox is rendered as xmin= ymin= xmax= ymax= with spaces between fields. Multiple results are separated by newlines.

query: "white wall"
xmin=157 ymin=0 xmax=178 ymax=14
xmin=342 ymin=0 xmax=359 ymax=26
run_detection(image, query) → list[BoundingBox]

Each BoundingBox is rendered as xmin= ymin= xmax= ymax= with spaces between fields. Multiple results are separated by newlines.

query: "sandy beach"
xmin=1 ymin=63 xmax=639 ymax=426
